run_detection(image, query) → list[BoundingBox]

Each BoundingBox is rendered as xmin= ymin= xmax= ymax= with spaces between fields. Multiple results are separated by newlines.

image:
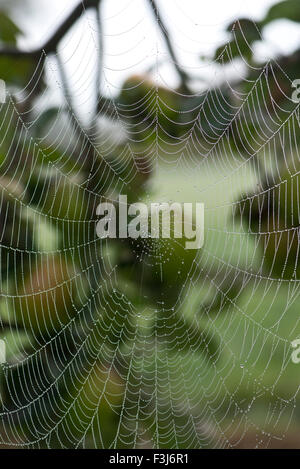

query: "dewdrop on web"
xmin=95 ymin=195 xmax=205 ymax=250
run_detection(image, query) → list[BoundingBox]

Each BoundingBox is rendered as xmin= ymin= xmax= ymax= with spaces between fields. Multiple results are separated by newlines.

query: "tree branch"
xmin=0 ymin=0 xmax=191 ymax=118
xmin=147 ymin=0 xmax=191 ymax=93
xmin=0 ymin=0 xmax=99 ymax=58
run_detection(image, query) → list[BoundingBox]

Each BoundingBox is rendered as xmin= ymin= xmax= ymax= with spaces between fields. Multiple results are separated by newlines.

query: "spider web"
xmin=0 ymin=0 xmax=299 ymax=449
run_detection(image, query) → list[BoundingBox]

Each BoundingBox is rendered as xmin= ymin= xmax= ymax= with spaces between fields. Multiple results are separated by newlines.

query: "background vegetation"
xmin=0 ymin=0 xmax=299 ymax=448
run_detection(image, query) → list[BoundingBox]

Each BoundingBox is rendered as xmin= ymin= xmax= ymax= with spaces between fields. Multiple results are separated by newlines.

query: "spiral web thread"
xmin=0 ymin=0 xmax=299 ymax=449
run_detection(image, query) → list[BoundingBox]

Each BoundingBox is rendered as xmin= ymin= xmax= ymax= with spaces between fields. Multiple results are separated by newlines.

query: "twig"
xmin=0 ymin=0 xmax=99 ymax=58
xmin=147 ymin=0 xmax=191 ymax=93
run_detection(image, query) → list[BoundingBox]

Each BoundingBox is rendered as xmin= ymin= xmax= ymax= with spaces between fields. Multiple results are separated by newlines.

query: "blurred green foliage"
xmin=0 ymin=0 xmax=300 ymax=449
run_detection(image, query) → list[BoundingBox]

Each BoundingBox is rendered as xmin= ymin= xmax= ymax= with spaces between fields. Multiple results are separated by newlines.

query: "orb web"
xmin=0 ymin=0 xmax=299 ymax=449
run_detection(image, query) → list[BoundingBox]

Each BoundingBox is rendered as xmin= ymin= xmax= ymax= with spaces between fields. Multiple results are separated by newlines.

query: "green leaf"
xmin=0 ymin=56 xmax=35 ymax=87
xmin=214 ymin=19 xmax=260 ymax=63
xmin=226 ymin=18 xmax=261 ymax=42
xmin=0 ymin=11 xmax=22 ymax=45
xmin=262 ymin=0 xmax=300 ymax=25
